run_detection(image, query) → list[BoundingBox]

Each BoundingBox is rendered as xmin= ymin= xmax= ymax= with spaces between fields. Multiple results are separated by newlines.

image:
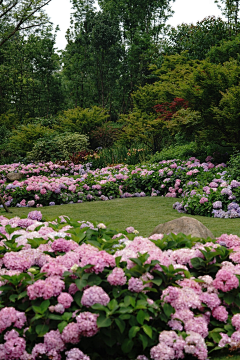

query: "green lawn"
xmin=1 ymin=197 xmax=240 ymax=238
xmin=1 ymin=197 xmax=240 ymax=360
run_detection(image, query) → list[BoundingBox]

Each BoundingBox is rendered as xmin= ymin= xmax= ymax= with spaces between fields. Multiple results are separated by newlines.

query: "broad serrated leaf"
xmin=142 ymin=324 xmax=152 ymax=338
xmin=115 ymin=318 xmax=125 ymax=334
xmin=121 ymin=338 xmax=133 ymax=353
xmin=129 ymin=326 xmax=140 ymax=339
xmin=139 ymin=333 xmax=148 ymax=350
xmin=35 ymin=324 xmax=49 ymax=336
xmin=163 ymin=303 xmax=174 ymax=318
xmin=48 ymin=314 xmax=63 ymax=321
xmin=137 ymin=310 xmax=146 ymax=325
xmin=97 ymin=314 xmax=111 ymax=328
xmin=58 ymin=321 xmax=68 ymax=333
xmin=62 ymin=312 xmax=72 ymax=321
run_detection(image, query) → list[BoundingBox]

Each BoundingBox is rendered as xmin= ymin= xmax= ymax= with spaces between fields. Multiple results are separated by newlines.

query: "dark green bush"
xmin=6 ymin=124 xmax=56 ymax=157
xmin=26 ymin=132 xmax=89 ymax=162
xmin=149 ymin=142 xmax=232 ymax=163
xmin=226 ymin=150 xmax=240 ymax=180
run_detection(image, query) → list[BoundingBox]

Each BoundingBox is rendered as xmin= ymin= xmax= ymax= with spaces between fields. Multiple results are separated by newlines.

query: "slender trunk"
xmin=0 ymin=195 xmax=10 ymax=213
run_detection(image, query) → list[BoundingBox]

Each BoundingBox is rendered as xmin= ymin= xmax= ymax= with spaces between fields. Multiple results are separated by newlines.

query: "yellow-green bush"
xmin=54 ymin=106 xmax=109 ymax=135
xmin=6 ymin=124 xmax=56 ymax=156
xmin=26 ymin=133 xmax=89 ymax=162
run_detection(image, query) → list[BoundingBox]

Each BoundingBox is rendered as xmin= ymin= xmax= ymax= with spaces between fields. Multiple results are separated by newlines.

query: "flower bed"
xmin=1 ymin=211 xmax=240 ymax=359
xmin=0 ymin=162 xmax=93 ymax=180
xmin=0 ymin=158 xmax=226 ymax=209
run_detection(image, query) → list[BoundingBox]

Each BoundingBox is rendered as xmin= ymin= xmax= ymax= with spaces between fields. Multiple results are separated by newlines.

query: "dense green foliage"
xmin=1 ymin=0 xmax=240 ymax=164
xmin=27 ymin=133 xmax=89 ymax=162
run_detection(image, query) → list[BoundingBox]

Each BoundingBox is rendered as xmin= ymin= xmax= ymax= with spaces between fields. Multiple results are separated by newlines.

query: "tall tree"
xmin=0 ymin=26 xmax=64 ymax=121
xmin=65 ymin=0 xmax=174 ymax=115
xmin=162 ymin=16 xmax=230 ymax=60
xmin=99 ymin=0 xmax=174 ymax=104
xmin=215 ymin=0 xmax=240 ymax=34
xmin=0 ymin=0 xmax=53 ymax=47
xmin=63 ymin=3 xmax=123 ymax=118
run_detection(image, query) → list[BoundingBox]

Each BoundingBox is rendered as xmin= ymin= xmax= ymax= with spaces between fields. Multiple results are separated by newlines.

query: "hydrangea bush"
xmin=1 ymin=211 xmax=240 ymax=359
xmin=0 ymin=158 xmax=227 ymax=209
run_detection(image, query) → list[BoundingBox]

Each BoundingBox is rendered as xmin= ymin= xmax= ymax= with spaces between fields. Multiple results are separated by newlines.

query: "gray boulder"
xmin=150 ymin=216 xmax=214 ymax=239
xmin=6 ymin=172 xmax=22 ymax=181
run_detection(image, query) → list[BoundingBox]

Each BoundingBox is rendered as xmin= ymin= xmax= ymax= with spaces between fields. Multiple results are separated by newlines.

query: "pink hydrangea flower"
xmin=184 ymin=331 xmax=208 ymax=360
xmin=81 ymin=286 xmax=110 ymax=307
xmin=28 ymin=211 xmax=42 ymax=221
xmin=61 ymin=323 xmax=81 ymax=344
xmin=219 ymin=333 xmax=231 ymax=347
xmin=184 ymin=317 xmax=208 ymax=338
xmin=4 ymin=337 xmax=26 ymax=359
xmin=44 ymin=329 xmax=65 ymax=352
xmin=199 ymin=292 xmax=221 ymax=310
xmin=232 ymin=313 xmax=240 ymax=330
xmin=27 ymin=276 xmax=65 ymax=300
xmin=199 ymin=197 xmax=208 ymax=204
xmin=54 ymin=304 xmax=65 ymax=314
xmin=212 ymin=306 xmax=228 ymax=322
xmin=65 ymin=348 xmax=90 ymax=360
xmin=107 ymin=267 xmax=127 ymax=286
xmin=212 ymin=269 xmax=239 ymax=292
xmin=51 ymin=238 xmax=79 ymax=252
xmin=0 ymin=307 xmax=26 ymax=333
xmin=76 ymin=312 xmax=99 ymax=337
xmin=128 ymin=277 xmax=144 ymax=293
xmin=57 ymin=292 xmax=73 ymax=308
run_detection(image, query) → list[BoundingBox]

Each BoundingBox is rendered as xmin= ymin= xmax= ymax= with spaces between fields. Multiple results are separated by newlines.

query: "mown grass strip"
xmin=1 ymin=197 xmax=240 ymax=237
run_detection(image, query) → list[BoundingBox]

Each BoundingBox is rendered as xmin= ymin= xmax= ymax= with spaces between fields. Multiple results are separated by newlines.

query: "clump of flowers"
xmin=1 ymin=211 xmax=240 ymax=359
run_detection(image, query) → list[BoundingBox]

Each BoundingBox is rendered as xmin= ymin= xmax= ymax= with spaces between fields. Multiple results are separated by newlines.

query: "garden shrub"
xmin=226 ymin=151 xmax=240 ymax=181
xmin=149 ymin=142 xmax=199 ymax=162
xmin=90 ymin=122 xmax=122 ymax=149
xmin=0 ymin=111 xmax=19 ymax=131
xmin=150 ymin=142 xmax=232 ymax=164
xmin=6 ymin=124 xmax=56 ymax=157
xmin=27 ymin=133 xmax=89 ymax=162
xmin=207 ymin=33 xmax=240 ymax=64
xmin=30 ymin=116 xmax=59 ymax=129
xmin=54 ymin=106 xmax=109 ymax=139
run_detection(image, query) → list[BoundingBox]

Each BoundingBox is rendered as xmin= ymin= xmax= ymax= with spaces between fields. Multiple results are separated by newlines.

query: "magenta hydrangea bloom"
xmin=57 ymin=292 xmax=73 ymax=308
xmin=81 ymin=286 xmax=110 ymax=307
xmin=61 ymin=323 xmax=81 ymax=344
xmin=65 ymin=348 xmax=90 ymax=360
xmin=3 ymin=250 xmax=35 ymax=271
xmin=212 ymin=306 xmax=228 ymax=322
xmin=31 ymin=343 xmax=47 ymax=360
xmin=184 ymin=331 xmax=208 ymax=360
xmin=212 ymin=269 xmax=239 ymax=292
xmin=199 ymin=293 xmax=221 ymax=310
xmin=27 ymin=210 xmax=42 ymax=221
xmin=128 ymin=277 xmax=144 ymax=293
xmin=51 ymin=238 xmax=79 ymax=253
xmin=68 ymin=283 xmax=78 ymax=295
xmin=107 ymin=267 xmax=127 ymax=286
xmin=0 ymin=307 xmax=26 ymax=333
xmin=27 ymin=276 xmax=65 ymax=300
xmin=232 ymin=313 xmax=240 ymax=330
xmin=218 ymin=333 xmax=231 ymax=347
xmin=4 ymin=337 xmax=26 ymax=359
xmin=199 ymin=197 xmax=208 ymax=204
xmin=76 ymin=312 xmax=99 ymax=337
xmin=184 ymin=317 xmax=208 ymax=338
xmin=54 ymin=304 xmax=65 ymax=314
xmin=44 ymin=329 xmax=65 ymax=353
xmin=150 ymin=331 xmax=185 ymax=360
